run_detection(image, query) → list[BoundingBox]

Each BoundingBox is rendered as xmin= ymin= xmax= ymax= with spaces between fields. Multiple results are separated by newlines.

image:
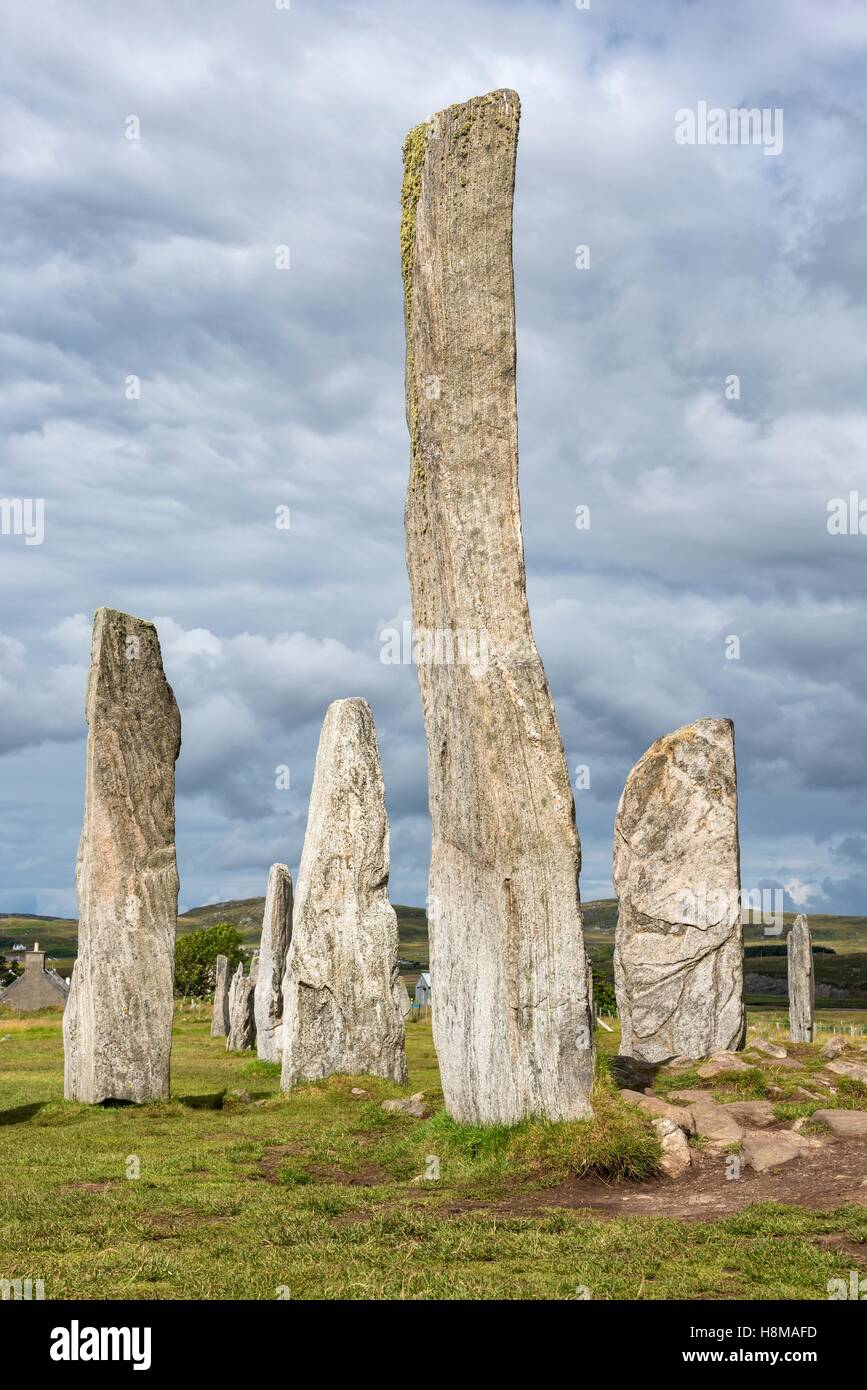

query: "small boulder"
xmin=827 ymin=1059 xmax=867 ymax=1085
xmin=652 ymin=1118 xmax=691 ymax=1178
xmin=741 ymin=1129 xmax=818 ymax=1172
xmin=620 ymin=1089 xmax=696 ymax=1134
xmin=229 ymin=1088 xmax=252 ymax=1104
xmin=381 ymin=1092 xmax=427 ymax=1118
xmin=811 ymin=1110 xmax=867 ymax=1139
xmin=350 ymin=1087 xmax=369 ymax=1097
xmin=820 ymin=1036 xmax=846 ymax=1060
xmin=748 ymin=1038 xmax=788 ymax=1060
xmin=669 ymin=1088 xmax=716 ymax=1104
xmin=696 ymin=1055 xmax=752 ymax=1078
xmin=720 ymin=1100 xmax=776 ymax=1128
xmin=690 ymin=1104 xmax=743 ymax=1146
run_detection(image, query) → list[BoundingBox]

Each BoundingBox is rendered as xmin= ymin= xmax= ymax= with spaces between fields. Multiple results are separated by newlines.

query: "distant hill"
xmin=2 ymin=898 xmax=865 ymax=1001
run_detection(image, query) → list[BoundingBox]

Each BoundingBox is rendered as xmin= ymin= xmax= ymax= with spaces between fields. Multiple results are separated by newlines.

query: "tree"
xmin=174 ymin=923 xmax=246 ymax=999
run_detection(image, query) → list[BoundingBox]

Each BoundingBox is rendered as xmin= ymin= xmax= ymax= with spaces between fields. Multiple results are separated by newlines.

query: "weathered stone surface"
xmin=748 ymin=1037 xmax=788 ymax=1060
xmin=226 ymin=957 xmax=257 ymax=1053
xmin=788 ymin=914 xmax=814 ymax=1043
xmin=63 ymin=608 xmax=181 ymax=1104
xmin=820 ymin=1035 xmax=846 ymax=1060
xmin=401 ymin=90 xmax=593 ymax=1124
xmin=812 ymin=1109 xmax=867 ymax=1139
xmin=621 ymin=1089 xmax=696 ymax=1134
xmin=280 ymin=699 xmax=407 ymax=1088
xmin=690 ymin=1105 xmax=743 ymax=1145
xmin=696 ymin=1054 xmax=752 ymax=1078
xmin=254 ymin=864 xmax=293 ymax=1063
xmin=397 ymin=979 xmax=412 ymax=1020
xmin=613 ymin=719 xmax=744 ymax=1064
xmin=741 ymin=1129 xmax=818 ymax=1172
xmin=653 ymin=1117 xmax=692 ymax=1177
xmin=381 ymin=1092 xmax=428 ymax=1118
xmin=210 ymin=954 xmax=230 ymax=1038
xmin=827 ymin=1059 xmax=867 ymax=1084
xmin=0 ymin=945 xmax=69 ymax=1011
xmin=721 ymin=1100 xmax=776 ymax=1128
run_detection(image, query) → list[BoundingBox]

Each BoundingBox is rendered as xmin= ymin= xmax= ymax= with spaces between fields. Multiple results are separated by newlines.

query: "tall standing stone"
xmin=227 ymin=955 xmax=258 ymax=1052
xmin=281 ymin=699 xmax=407 ymax=1089
xmin=788 ymin=914 xmax=814 ymax=1043
xmin=613 ymin=718 xmax=744 ymax=1062
xmin=401 ymin=90 xmax=593 ymax=1124
xmin=64 ymin=608 xmax=181 ymax=1104
xmin=211 ymin=954 xmax=230 ymax=1038
xmin=254 ymin=864 xmax=293 ymax=1062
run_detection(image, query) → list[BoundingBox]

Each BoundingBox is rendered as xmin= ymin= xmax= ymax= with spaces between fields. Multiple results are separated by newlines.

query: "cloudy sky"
xmin=1 ymin=0 xmax=865 ymax=919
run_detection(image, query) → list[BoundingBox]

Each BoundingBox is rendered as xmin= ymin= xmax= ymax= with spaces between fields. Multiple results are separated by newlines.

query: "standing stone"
xmin=613 ymin=718 xmax=744 ymax=1063
xmin=254 ymin=864 xmax=293 ymax=1062
xmin=227 ymin=955 xmax=258 ymax=1053
xmin=210 ymin=954 xmax=230 ymax=1038
xmin=401 ymin=90 xmax=593 ymax=1124
xmin=281 ymin=699 xmax=407 ymax=1088
xmin=788 ymin=914 xmax=814 ymax=1043
xmin=64 ymin=608 xmax=181 ymax=1104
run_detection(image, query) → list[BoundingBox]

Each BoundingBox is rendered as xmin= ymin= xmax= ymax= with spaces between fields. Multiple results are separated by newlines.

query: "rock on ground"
xmin=64 ymin=608 xmax=181 ymax=1104
xmin=620 ymin=1088 xmax=696 ymax=1134
xmin=826 ymin=1059 xmax=867 ymax=1085
xmin=653 ymin=1117 xmax=692 ymax=1178
xmin=748 ymin=1037 xmax=788 ymax=1060
xmin=254 ymin=863 xmax=293 ymax=1063
xmin=811 ymin=1110 xmax=867 ymax=1139
xmin=211 ymin=954 xmax=230 ymax=1038
xmin=401 ymin=89 xmax=593 ymax=1125
xmin=613 ymin=719 xmax=744 ymax=1063
xmin=690 ymin=1104 xmax=744 ymax=1146
xmin=381 ymin=1093 xmax=428 ymax=1118
xmin=741 ymin=1129 xmax=819 ymax=1172
xmin=820 ymin=1035 xmax=846 ymax=1060
xmin=280 ymin=699 xmax=407 ymax=1088
xmin=788 ymin=913 xmax=814 ymax=1043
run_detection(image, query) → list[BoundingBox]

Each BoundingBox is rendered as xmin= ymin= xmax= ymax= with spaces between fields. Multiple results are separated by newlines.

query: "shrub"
xmin=175 ymin=923 xmax=246 ymax=998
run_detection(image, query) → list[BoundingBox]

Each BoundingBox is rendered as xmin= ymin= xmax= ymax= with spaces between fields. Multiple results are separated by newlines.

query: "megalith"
xmin=227 ymin=955 xmax=258 ymax=1053
xmin=401 ymin=90 xmax=593 ymax=1123
xmin=63 ymin=607 xmax=181 ymax=1104
xmin=613 ymin=718 xmax=744 ymax=1062
xmin=788 ymin=914 xmax=814 ymax=1043
xmin=211 ymin=954 xmax=230 ymax=1038
xmin=280 ymin=698 xmax=407 ymax=1088
xmin=254 ymin=863 xmax=294 ymax=1062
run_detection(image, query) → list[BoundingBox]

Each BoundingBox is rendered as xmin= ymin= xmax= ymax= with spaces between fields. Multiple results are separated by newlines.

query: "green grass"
xmin=1 ymin=1008 xmax=866 ymax=1299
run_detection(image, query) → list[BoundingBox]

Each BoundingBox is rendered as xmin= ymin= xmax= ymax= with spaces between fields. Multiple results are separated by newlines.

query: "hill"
xmin=3 ymin=899 xmax=864 ymax=1002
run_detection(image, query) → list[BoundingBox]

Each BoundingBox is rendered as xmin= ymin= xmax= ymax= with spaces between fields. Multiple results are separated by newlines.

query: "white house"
xmin=414 ymin=971 xmax=432 ymax=1007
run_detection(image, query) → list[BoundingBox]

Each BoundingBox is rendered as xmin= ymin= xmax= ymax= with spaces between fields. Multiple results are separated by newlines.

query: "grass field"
xmin=1 ymin=1007 xmax=865 ymax=1300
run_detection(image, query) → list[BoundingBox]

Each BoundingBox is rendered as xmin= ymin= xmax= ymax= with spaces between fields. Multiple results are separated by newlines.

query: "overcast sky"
xmin=1 ymin=0 xmax=865 ymax=919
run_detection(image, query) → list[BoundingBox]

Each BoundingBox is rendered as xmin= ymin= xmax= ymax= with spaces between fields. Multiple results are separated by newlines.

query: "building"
xmin=414 ymin=971 xmax=432 ymax=1007
xmin=0 ymin=943 xmax=69 ymax=1011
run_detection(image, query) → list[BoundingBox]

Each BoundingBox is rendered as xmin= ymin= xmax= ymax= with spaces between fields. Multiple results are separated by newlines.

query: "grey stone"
xmin=401 ymin=90 xmax=594 ymax=1125
xmin=226 ymin=957 xmax=257 ymax=1052
xmin=696 ymin=1054 xmax=752 ymax=1078
xmin=720 ymin=1100 xmax=776 ymax=1128
xmin=748 ymin=1037 xmax=788 ymax=1059
xmin=620 ymin=1088 xmax=696 ymax=1134
xmin=652 ymin=1117 xmax=692 ymax=1177
xmin=820 ymin=1035 xmax=846 ymax=1060
xmin=63 ymin=608 xmax=181 ymax=1104
xmin=827 ymin=1059 xmax=867 ymax=1084
xmin=788 ymin=914 xmax=814 ymax=1044
xmin=613 ymin=719 xmax=744 ymax=1064
xmin=381 ymin=1092 xmax=427 ymax=1118
xmin=690 ymin=1104 xmax=743 ymax=1145
xmin=210 ymin=954 xmax=230 ymax=1038
xmin=741 ymin=1128 xmax=818 ymax=1172
xmin=280 ymin=699 xmax=407 ymax=1088
xmin=254 ymin=864 xmax=293 ymax=1063
xmin=811 ymin=1110 xmax=867 ymax=1139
